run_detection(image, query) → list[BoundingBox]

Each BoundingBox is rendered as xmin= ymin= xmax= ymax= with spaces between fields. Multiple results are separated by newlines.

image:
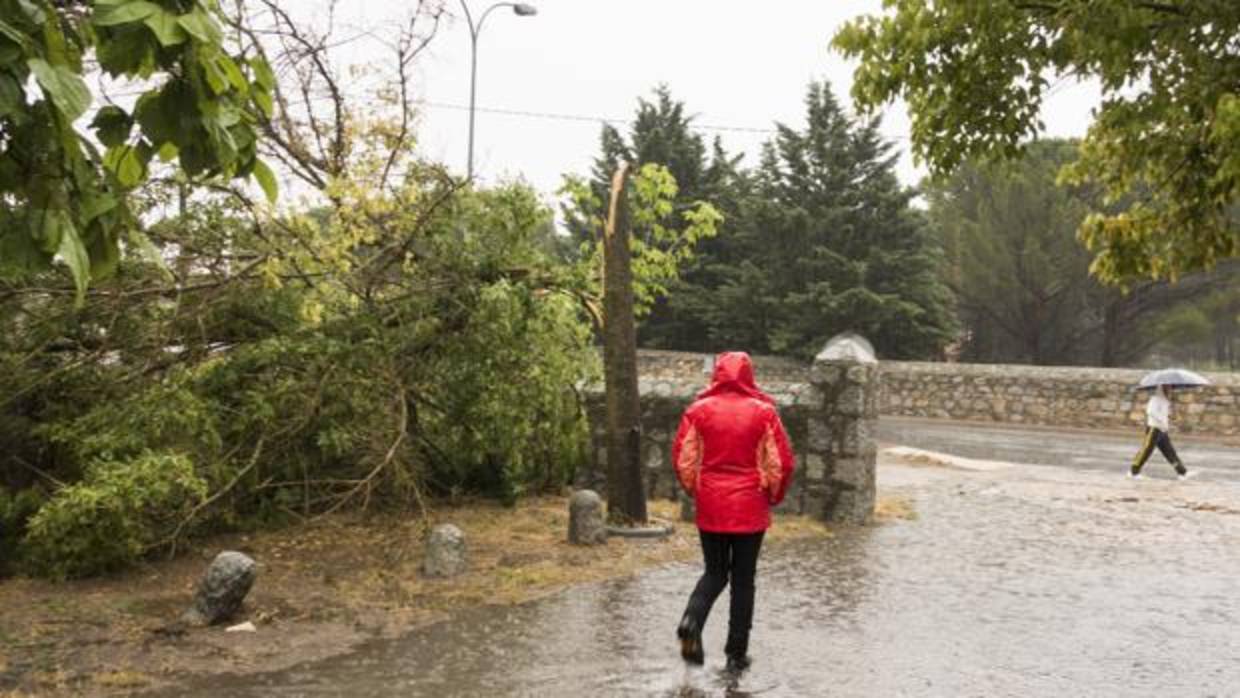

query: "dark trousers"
xmin=682 ymin=530 xmax=765 ymax=659
xmin=1131 ymin=427 xmax=1186 ymax=475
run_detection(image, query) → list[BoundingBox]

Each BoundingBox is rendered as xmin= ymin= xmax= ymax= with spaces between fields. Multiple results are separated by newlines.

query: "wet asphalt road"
xmin=166 ymin=420 xmax=1240 ymax=697
xmin=877 ymin=417 xmax=1240 ymax=483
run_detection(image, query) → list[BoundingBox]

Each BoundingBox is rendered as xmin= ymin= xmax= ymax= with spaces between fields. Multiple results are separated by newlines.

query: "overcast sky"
xmin=283 ymin=0 xmax=1101 ymax=206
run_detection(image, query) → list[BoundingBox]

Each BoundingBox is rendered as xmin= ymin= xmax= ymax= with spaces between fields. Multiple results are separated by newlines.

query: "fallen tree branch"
xmin=157 ymin=437 xmax=266 ymax=557
xmin=316 ymin=385 xmax=408 ymax=518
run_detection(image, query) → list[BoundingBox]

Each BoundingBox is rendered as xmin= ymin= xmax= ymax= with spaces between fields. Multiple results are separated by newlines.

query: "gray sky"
xmin=284 ymin=1 xmax=1102 ymax=204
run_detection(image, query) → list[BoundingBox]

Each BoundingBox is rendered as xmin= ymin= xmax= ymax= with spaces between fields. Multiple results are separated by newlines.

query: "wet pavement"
xmin=169 ymin=429 xmax=1240 ymax=697
xmin=878 ymin=416 xmax=1240 ymax=483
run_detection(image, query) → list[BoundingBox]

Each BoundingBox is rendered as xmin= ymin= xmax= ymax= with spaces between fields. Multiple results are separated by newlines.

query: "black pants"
xmin=1131 ymin=427 xmax=1186 ymax=475
xmin=681 ymin=530 xmax=765 ymax=659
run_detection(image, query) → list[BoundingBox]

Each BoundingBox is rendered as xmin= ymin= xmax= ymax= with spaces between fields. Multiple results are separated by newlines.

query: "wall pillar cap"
xmin=814 ymin=332 xmax=877 ymax=365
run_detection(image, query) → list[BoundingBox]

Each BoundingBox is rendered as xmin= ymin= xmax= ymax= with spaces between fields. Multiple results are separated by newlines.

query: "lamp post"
xmin=461 ymin=0 xmax=536 ymax=180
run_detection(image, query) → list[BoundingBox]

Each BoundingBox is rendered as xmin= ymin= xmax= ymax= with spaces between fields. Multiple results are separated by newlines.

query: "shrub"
xmin=0 ymin=486 xmax=45 ymax=577
xmin=21 ymin=452 xmax=207 ymax=579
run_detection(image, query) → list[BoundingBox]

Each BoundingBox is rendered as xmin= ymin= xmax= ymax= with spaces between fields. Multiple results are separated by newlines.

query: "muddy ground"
xmin=0 ymin=490 xmax=886 ymax=697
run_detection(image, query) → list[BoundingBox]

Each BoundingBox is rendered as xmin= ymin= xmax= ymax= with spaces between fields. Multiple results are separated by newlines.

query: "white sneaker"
xmin=1178 ymin=471 xmax=1195 ymax=481
xmin=1128 ymin=471 xmax=1143 ymax=480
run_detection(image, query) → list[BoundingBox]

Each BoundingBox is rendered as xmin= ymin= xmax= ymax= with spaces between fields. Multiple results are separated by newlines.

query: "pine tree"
xmin=709 ymin=82 xmax=956 ymax=359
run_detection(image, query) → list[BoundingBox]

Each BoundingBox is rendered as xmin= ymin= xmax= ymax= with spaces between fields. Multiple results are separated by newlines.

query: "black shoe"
xmin=725 ymin=654 xmax=752 ymax=674
xmin=677 ymin=615 xmax=704 ymax=665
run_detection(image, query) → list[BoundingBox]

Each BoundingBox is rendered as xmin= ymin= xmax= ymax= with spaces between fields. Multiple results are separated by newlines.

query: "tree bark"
xmin=602 ymin=162 xmax=647 ymax=525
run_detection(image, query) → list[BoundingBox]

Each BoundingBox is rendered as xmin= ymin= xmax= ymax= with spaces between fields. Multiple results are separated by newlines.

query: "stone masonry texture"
xmin=581 ymin=351 xmax=1237 ymax=524
xmin=879 ymin=361 xmax=1240 ymax=436
xmin=583 ymin=346 xmax=878 ymax=524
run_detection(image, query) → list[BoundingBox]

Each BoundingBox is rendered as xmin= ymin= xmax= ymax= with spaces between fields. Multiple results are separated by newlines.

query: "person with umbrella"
xmin=1129 ymin=368 xmax=1208 ymax=480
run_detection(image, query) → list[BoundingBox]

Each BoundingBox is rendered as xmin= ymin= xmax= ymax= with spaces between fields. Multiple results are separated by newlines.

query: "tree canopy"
xmin=0 ymin=0 xmax=275 ymax=299
xmin=566 ymin=82 xmax=955 ymax=360
xmin=928 ymin=139 xmax=1230 ymax=366
xmin=734 ymin=82 xmax=956 ymax=359
xmin=833 ymin=1 xmax=1240 ymax=283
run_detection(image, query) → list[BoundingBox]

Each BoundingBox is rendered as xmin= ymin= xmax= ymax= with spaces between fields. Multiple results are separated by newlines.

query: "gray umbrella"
xmin=1137 ymin=368 xmax=1211 ymax=390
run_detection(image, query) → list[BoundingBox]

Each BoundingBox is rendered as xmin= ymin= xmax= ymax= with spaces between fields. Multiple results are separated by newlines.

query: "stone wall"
xmin=580 ymin=352 xmax=1238 ymax=520
xmin=880 ymin=361 xmax=1240 ymax=436
xmin=581 ymin=339 xmax=878 ymax=524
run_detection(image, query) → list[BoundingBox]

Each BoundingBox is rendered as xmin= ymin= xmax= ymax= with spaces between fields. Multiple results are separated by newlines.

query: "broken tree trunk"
xmin=602 ymin=162 xmax=647 ymax=525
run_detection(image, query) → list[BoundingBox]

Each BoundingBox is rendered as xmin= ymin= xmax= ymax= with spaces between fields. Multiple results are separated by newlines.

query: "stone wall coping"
xmin=881 ymin=360 xmax=1240 ymax=388
xmin=633 ymin=348 xmax=810 ymax=381
xmin=632 ymin=350 xmax=1240 ymax=392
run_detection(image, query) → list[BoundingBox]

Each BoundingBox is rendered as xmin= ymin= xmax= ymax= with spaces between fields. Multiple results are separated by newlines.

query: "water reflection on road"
xmin=178 ymin=463 xmax=1240 ymax=697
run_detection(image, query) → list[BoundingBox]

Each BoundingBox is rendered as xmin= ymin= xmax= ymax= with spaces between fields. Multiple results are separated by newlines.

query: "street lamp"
xmin=461 ymin=1 xmax=537 ymax=180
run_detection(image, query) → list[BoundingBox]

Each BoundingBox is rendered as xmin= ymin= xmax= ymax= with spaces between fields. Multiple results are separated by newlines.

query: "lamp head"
xmin=513 ymin=3 xmax=537 ymax=16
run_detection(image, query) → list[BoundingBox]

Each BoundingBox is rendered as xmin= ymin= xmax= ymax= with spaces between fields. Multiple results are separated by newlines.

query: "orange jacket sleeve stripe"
xmin=674 ymin=423 xmax=703 ymax=495
xmin=757 ymin=425 xmax=783 ymax=503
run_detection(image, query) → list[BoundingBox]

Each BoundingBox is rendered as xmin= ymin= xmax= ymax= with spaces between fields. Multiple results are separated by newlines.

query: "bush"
xmin=21 ymin=452 xmax=207 ymax=579
xmin=0 ymin=486 xmax=45 ymax=576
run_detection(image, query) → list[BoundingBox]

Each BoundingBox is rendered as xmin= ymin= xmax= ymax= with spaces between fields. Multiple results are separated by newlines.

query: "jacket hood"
xmin=696 ymin=351 xmax=775 ymax=405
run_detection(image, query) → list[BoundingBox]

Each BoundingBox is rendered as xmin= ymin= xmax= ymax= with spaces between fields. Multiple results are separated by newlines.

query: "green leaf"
xmin=90 ymin=105 xmax=133 ymax=147
xmin=251 ymin=158 xmax=278 ymax=203
xmin=80 ymin=193 xmax=118 ymax=223
xmin=85 ymin=223 xmax=121 ymax=280
xmin=27 ymin=58 xmax=91 ymax=121
xmin=0 ymin=42 xmax=21 ymax=64
xmin=216 ymin=55 xmax=247 ymax=92
xmin=144 ymin=10 xmax=189 ymax=47
xmin=33 ymin=208 xmax=63 ymax=254
xmin=0 ymin=18 xmax=28 ymax=46
xmin=156 ymin=142 xmax=178 ymax=162
xmin=95 ymin=26 xmax=155 ymax=76
xmin=252 ymin=89 xmax=272 ymax=118
xmin=105 ymin=146 xmax=146 ymax=188
xmin=177 ymin=9 xmax=221 ymax=44
xmin=127 ymin=229 xmax=172 ymax=279
xmin=15 ymin=0 xmax=44 ymax=24
xmin=202 ymin=57 xmax=229 ymax=95
xmin=0 ymin=72 xmax=25 ymax=118
xmin=55 ymin=218 xmax=91 ymax=303
xmin=93 ymin=1 xmax=162 ymax=27
xmin=249 ymin=56 xmax=275 ymax=90
xmin=217 ymin=105 xmax=241 ymax=127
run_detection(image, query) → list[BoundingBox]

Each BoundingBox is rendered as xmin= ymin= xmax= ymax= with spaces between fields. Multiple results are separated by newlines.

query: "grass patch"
xmin=875 ymin=495 xmax=918 ymax=521
xmin=93 ymin=670 xmax=151 ymax=688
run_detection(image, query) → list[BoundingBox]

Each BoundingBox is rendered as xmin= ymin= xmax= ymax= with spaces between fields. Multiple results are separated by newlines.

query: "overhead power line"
xmin=414 ymin=100 xmax=914 ymax=141
xmin=416 ymin=100 xmax=778 ymax=135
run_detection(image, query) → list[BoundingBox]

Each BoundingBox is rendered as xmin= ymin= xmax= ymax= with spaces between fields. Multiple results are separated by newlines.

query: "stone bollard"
xmin=422 ymin=524 xmax=467 ymax=578
xmin=807 ymin=333 xmax=878 ymax=524
xmin=568 ymin=489 xmax=607 ymax=545
xmin=181 ymin=551 xmax=257 ymax=626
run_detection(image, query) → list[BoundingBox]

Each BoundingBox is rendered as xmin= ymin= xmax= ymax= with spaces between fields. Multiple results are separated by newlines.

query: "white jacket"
xmin=1146 ymin=392 xmax=1171 ymax=432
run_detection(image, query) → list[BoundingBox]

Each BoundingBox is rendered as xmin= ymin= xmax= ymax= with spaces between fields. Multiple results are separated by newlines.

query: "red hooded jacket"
xmin=671 ymin=352 xmax=796 ymax=533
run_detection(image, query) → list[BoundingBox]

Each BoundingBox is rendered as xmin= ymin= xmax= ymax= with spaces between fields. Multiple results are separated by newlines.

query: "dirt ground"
xmin=0 ymin=492 xmax=907 ymax=697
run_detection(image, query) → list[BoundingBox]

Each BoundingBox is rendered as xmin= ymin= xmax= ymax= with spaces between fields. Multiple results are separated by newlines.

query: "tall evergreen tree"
xmin=706 ymin=82 xmax=955 ymax=359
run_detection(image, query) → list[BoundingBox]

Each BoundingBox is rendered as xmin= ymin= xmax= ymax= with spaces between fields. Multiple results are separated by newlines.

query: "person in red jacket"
xmin=672 ymin=351 xmax=796 ymax=673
